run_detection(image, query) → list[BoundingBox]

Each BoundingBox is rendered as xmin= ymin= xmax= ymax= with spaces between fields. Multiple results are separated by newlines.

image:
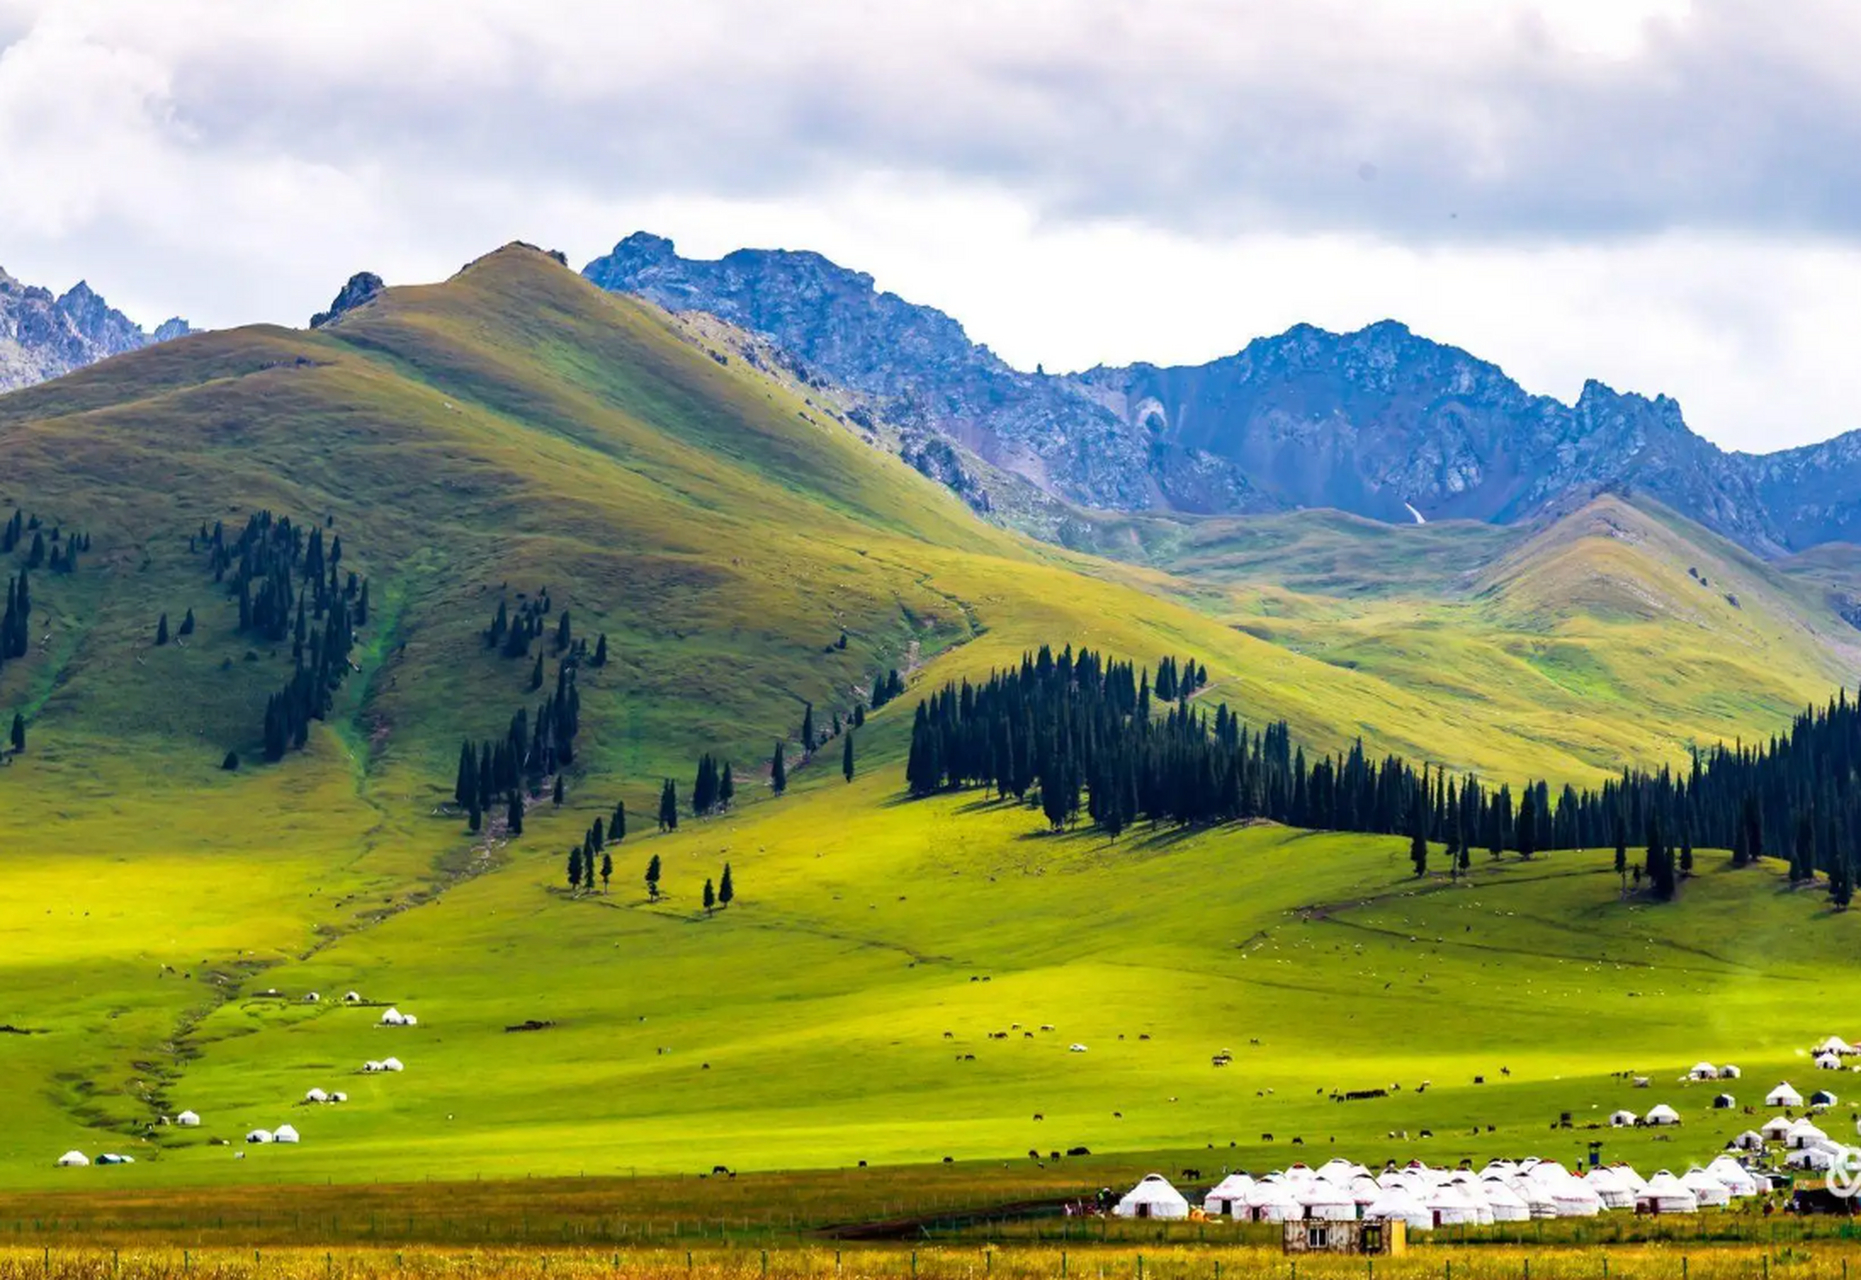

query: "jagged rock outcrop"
xmin=0 ymin=268 xmax=189 ymax=393
xmin=584 ymin=233 xmax=1854 ymax=555
xmin=310 ymin=272 xmax=385 ymax=329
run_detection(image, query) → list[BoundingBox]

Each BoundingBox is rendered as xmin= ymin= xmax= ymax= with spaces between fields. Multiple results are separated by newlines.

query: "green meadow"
xmin=2 ymin=246 xmax=1860 ymax=1215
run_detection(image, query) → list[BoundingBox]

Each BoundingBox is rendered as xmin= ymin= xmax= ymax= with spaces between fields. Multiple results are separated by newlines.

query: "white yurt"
xmin=1608 ymin=1109 xmax=1639 ymax=1127
xmin=1203 ymin=1173 xmax=1255 ymax=1217
xmin=1247 ymin=1179 xmax=1302 ymax=1223
xmin=382 ymin=1057 xmax=404 ymax=1072
xmin=362 ymin=1060 xmax=384 ymax=1073
xmin=1511 ymin=1178 xmax=1558 ymax=1219
xmin=1584 ymin=1167 xmax=1635 ymax=1210
xmin=1365 ymin=1184 xmax=1433 ymax=1232
xmin=1478 ymin=1178 xmax=1532 ymax=1222
xmin=1760 ymin=1115 xmax=1795 ymax=1141
xmin=1731 ymin=1129 xmax=1766 ymax=1152
xmin=1812 ymin=1089 xmax=1840 ymax=1108
xmin=1689 ymin=1062 xmax=1719 ymax=1080
xmin=1787 ymin=1145 xmax=1842 ymax=1171
xmin=1815 ymin=1053 xmax=1842 ymax=1071
xmin=245 ymin=1129 xmax=273 ymax=1144
xmin=1612 ymin=1164 xmax=1651 ymax=1196
xmin=1814 ymin=1036 xmax=1854 ymax=1056
xmin=1113 ymin=1174 xmax=1189 ymax=1220
xmin=329 ymin=1091 xmax=347 ymax=1103
xmin=1638 ymin=1171 xmax=1700 ymax=1215
xmin=304 ymin=1088 xmax=329 ymax=1104
xmin=403 ymin=1014 xmax=419 ymax=1026
xmin=1713 ymin=1093 xmax=1737 ymax=1109
xmin=1720 ymin=1064 xmax=1742 ymax=1079
xmin=379 ymin=1007 xmax=407 ymax=1026
xmin=343 ymin=991 xmax=363 ymax=1003
xmin=272 ymin=1124 xmax=300 ymax=1144
xmin=1550 ymin=1178 xmax=1603 ymax=1218
xmin=1299 ymin=1178 xmax=1358 ymax=1221
xmin=96 ymin=1153 xmax=134 ymax=1166
xmin=303 ymin=992 xmax=320 ymax=1003
xmin=1706 ymin=1156 xmax=1761 ymax=1198
xmin=1427 ymin=1181 xmax=1490 ymax=1227
xmin=1644 ymin=1104 xmax=1681 ymax=1126
xmin=1348 ymin=1175 xmax=1382 ymax=1210
xmin=175 ymin=1110 xmax=201 ymax=1127
xmin=1767 ymin=1082 xmax=1804 ymax=1107
xmin=1788 ymin=1119 xmax=1830 ymax=1150
xmin=55 ymin=1151 xmax=89 ymax=1167
xmin=1681 ymin=1168 xmax=1731 ymax=1208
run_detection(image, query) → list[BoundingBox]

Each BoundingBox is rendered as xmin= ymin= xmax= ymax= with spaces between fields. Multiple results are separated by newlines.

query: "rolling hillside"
xmin=3 ymin=244 xmax=1861 ymax=1190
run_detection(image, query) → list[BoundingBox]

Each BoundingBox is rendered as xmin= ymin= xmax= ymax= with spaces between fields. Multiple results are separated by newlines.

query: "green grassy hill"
xmin=2 ymin=245 xmax=1860 ymax=1192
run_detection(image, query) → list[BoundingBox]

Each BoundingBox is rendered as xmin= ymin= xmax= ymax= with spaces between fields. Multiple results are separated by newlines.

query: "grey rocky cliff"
xmin=0 ymin=268 xmax=190 ymax=394
xmin=584 ymin=232 xmax=1850 ymax=555
xmin=310 ymin=272 xmax=385 ymax=328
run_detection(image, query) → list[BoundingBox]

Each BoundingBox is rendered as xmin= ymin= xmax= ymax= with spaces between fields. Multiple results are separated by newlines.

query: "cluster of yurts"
xmin=1113 ymin=1156 xmax=1767 ymax=1226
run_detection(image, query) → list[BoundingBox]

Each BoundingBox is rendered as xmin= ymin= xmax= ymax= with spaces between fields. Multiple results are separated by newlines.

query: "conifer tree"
xmin=657 ymin=778 xmax=679 ymax=832
xmin=9 ymin=712 xmax=22 ymax=754
xmin=531 ymin=651 xmax=544 ymax=691
xmin=568 ymin=847 xmax=582 ymax=889
xmin=552 ymin=774 xmax=565 ymax=807
xmin=555 ymin=610 xmax=571 ymax=653
xmin=222 ymin=751 xmax=239 ymax=771
xmin=508 ymin=790 xmax=525 ymax=836
xmin=593 ymin=634 xmax=608 ymax=667
xmin=156 ymin=613 xmax=169 ymax=646
xmin=719 ymin=762 xmax=735 ymax=810
xmin=719 ymin=863 xmax=734 ymax=907
xmin=591 ymin=817 xmax=605 ymax=850
xmin=1408 ymin=791 xmax=1428 ymax=877
xmin=702 ymin=877 xmax=716 ymax=915
xmin=843 ymin=732 xmax=855 ymax=783
xmin=771 ymin=742 xmax=787 ymax=795
xmin=801 ymin=703 xmax=816 ymax=753
xmin=1831 ymin=819 xmax=1854 ymax=910
xmin=611 ymin=801 xmax=627 ymax=843
xmin=645 ymin=852 xmax=661 ymax=900
xmin=1793 ymin=813 xmax=1815 ymax=883
xmin=179 ymin=607 xmax=196 ymax=637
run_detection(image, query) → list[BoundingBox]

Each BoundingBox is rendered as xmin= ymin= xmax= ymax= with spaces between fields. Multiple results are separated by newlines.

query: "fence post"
xmin=1138 ymin=1254 xmax=1145 ymax=1280
xmin=761 ymin=1249 xmax=768 ymax=1277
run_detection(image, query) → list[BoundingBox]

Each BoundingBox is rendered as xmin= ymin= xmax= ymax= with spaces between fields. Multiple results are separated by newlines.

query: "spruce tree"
xmin=8 ymin=712 xmax=21 ymax=754
xmin=657 ymin=778 xmax=679 ymax=832
xmin=221 ymin=750 xmax=239 ymax=771
xmin=719 ymin=863 xmax=734 ymax=907
xmin=719 ymin=762 xmax=735 ymax=810
xmin=568 ymin=847 xmax=582 ymax=889
xmin=156 ymin=613 xmax=170 ymax=646
xmin=1408 ymin=792 xmax=1428 ymax=877
xmin=179 ymin=607 xmax=196 ymax=637
xmin=843 ymin=732 xmax=855 ymax=783
xmin=771 ymin=742 xmax=787 ymax=795
xmin=1831 ymin=820 xmax=1854 ymax=910
xmin=645 ymin=852 xmax=661 ymax=900
xmin=801 ymin=703 xmax=816 ymax=753
xmin=611 ymin=801 xmax=627 ymax=843
xmin=530 ymin=651 xmax=544 ymax=691
xmin=552 ymin=774 xmax=565 ymax=807
xmin=555 ymin=610 xmax=572 ymax=653
xmin=601 ymin=852 xmax=613 ymax=893
xmin=593 ymin=634 xmax=608 ymax=667
xmin=507 ymin=790 xmax=525 ymax=836
xmin=702 ymin=877 xmax=716 ymax=915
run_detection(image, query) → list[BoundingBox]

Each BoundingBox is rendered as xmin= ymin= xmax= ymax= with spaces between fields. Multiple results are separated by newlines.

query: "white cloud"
xmin=0 ymin=0 xmax=1855 ymax=452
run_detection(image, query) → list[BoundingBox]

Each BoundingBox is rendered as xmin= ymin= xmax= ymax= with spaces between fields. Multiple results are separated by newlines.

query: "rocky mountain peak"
xmin=310 ymin=272 xmax=386 ymax=329
xmin=0 ymin=267 xmax=190 ymax=395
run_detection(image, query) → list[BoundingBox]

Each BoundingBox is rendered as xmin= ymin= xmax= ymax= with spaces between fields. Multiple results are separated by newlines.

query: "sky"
xmin=1 ymin=0 xmax=1858 ymax=453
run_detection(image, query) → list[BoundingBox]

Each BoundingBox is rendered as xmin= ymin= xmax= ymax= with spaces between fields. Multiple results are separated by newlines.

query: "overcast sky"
xmin=2 ymin=0 xmax=1857 ymax=452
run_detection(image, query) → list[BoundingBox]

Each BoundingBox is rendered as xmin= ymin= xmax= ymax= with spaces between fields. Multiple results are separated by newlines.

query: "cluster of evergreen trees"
xmin=691 ymin=753 xmax=736 ymax=816
xmin=0 ymin=570 xmax=30 ymax=668
xmin=3 ymin=510 xmax=86 ymax=575
xmin=451 ymin=663 xmax=583 ymax=832
xmin=484 ymin=590 xmax=553 ymax=658
xmin=566 ymin=808 xmax=620 ymax=893
xmin=870 ymin=669 xmax=906 ymax=710
xmin=904 ymin=645 xmax=1861 ymax=909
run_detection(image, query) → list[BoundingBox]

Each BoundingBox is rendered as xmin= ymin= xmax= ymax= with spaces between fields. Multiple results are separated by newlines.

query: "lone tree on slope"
xmin=645 ymin=853 xmax=661 ymax=900
xmin=843 ymin=732 xmax=855 ymax=783
xmin=719 ymin=863 xmax=734 ymax=908
xmin=771 ymin=742 xmax=787 ymax=795
xmin=702 ymin=877 xmax=716 ymax=915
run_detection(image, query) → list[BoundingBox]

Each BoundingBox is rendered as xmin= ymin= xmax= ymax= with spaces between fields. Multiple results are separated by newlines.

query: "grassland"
xmin=3 ymin=245 xmax=1861 ymax=1231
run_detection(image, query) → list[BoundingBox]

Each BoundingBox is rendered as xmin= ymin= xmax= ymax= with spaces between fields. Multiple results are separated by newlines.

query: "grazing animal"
xmin=1291 ymin=1136 xmax=1304 ymax=1145
xmin=1033 ymin=1113 xmax=1044 ymax=1121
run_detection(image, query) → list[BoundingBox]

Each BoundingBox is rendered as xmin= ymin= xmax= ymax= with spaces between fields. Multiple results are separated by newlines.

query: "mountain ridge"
xmin=584 ymin=232 xmax=1860 ymax=557
xmin=0 ymin=265 xmax=190 ymax=393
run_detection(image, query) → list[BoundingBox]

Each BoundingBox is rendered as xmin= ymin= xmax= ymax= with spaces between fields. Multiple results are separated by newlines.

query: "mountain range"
xmin=0 ymin=266 xmax=188 ymax=393
xmin=585 ymin=232 xmax=1861 ymax=557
